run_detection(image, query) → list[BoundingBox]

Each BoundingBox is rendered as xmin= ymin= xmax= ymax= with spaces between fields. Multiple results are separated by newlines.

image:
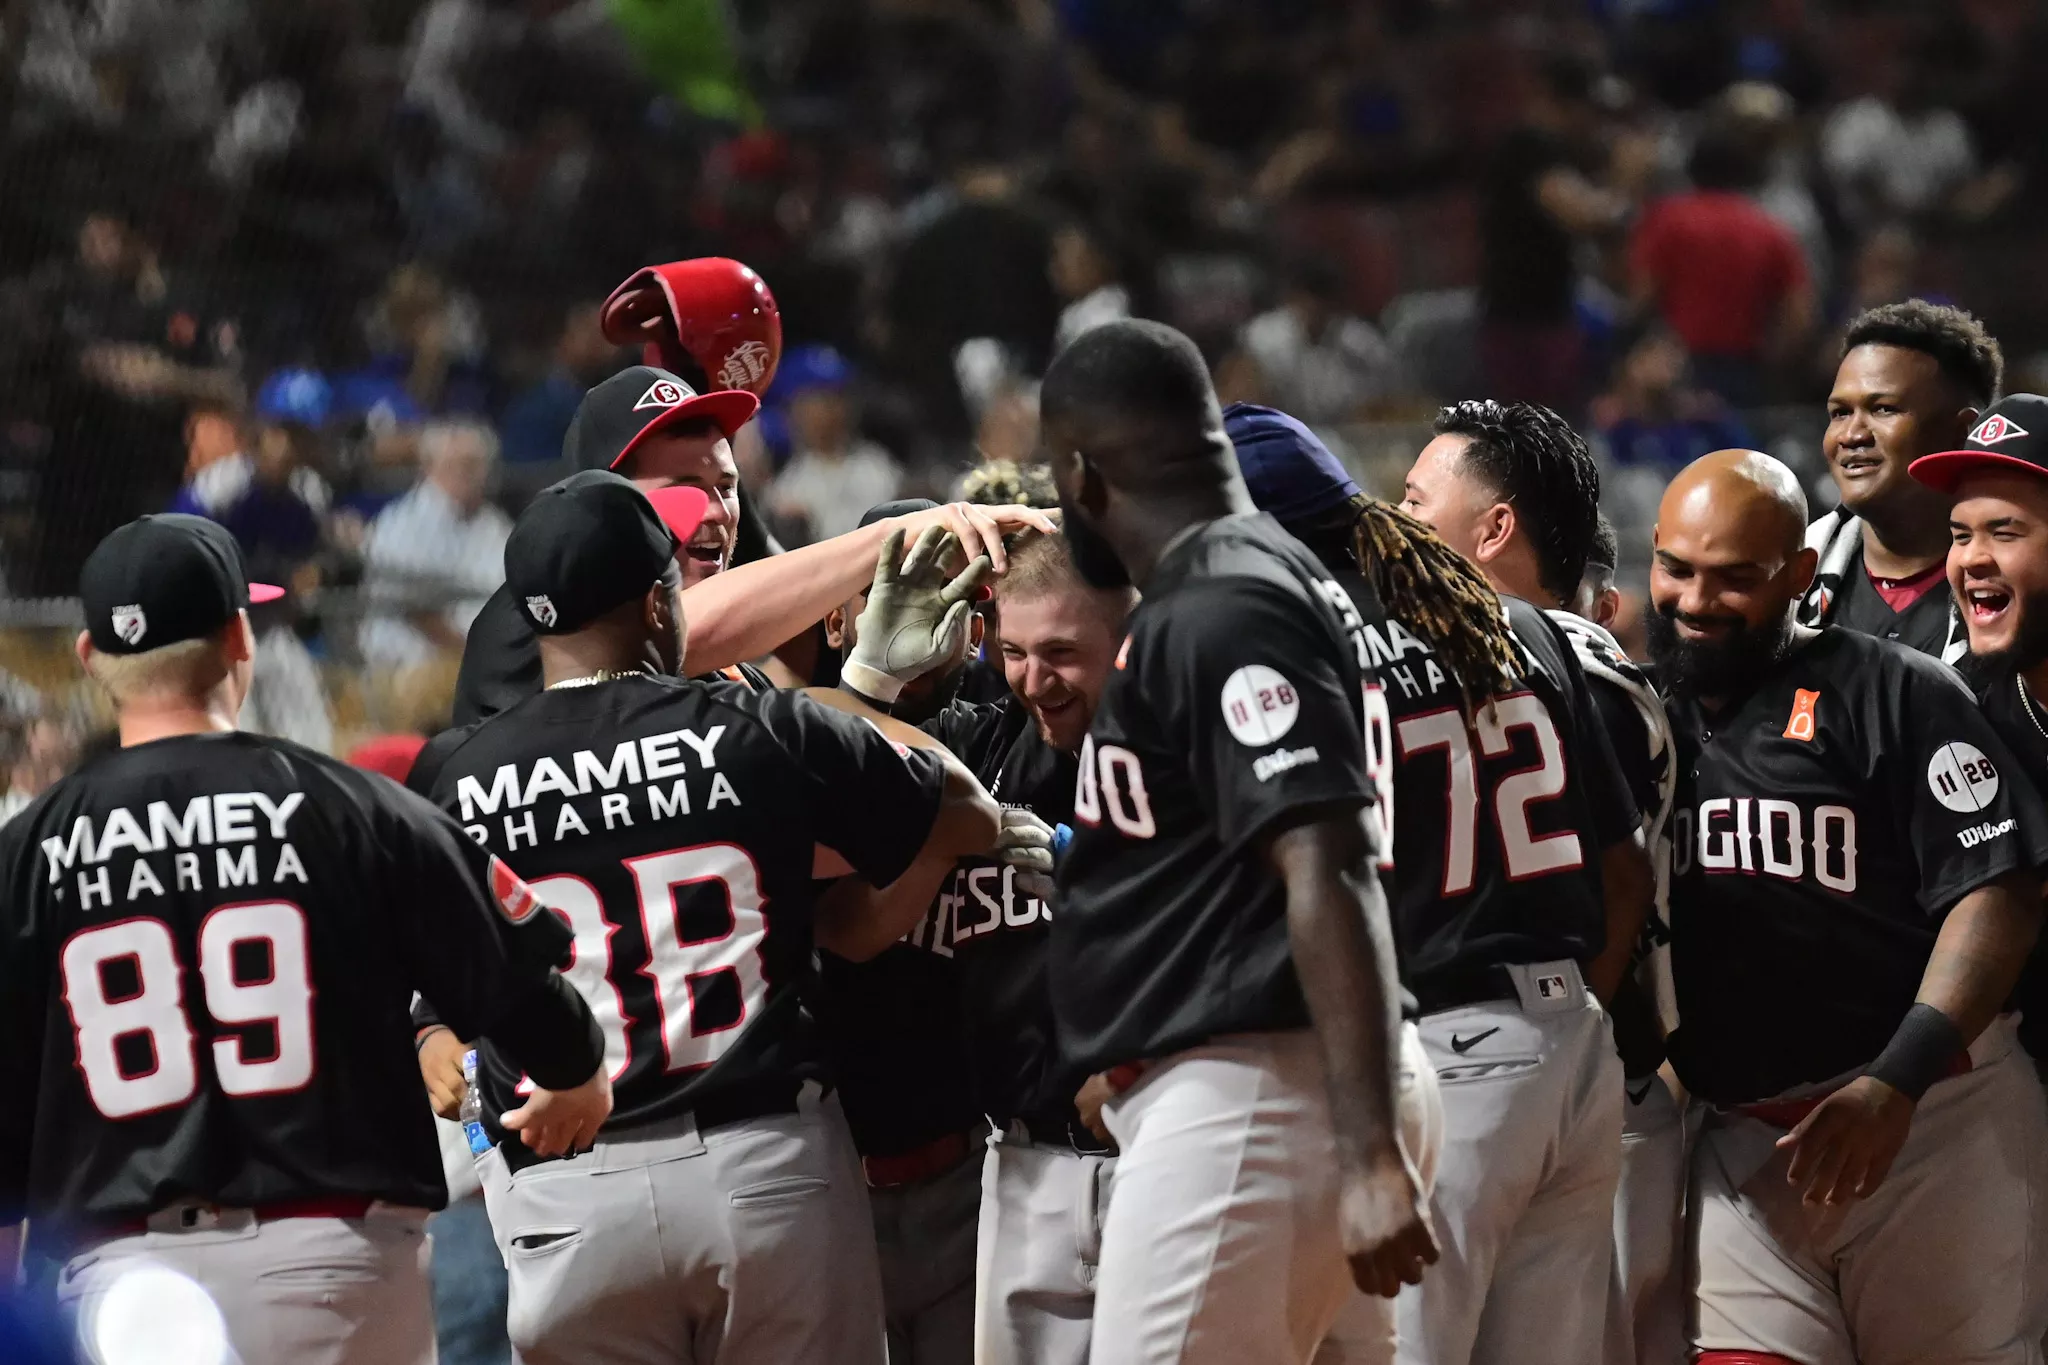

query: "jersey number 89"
xmin=60 ymin=903 xmax=314 ymax=1120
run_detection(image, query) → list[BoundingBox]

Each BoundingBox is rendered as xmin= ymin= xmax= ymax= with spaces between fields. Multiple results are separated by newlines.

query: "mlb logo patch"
xmin=1536 ymin=973 xmax=1567 ymax=1000
xmin=111 ymin=604 xmax=147 ymax=646
xmin=1784 ymin=688 xmax=1821 ymax=742
xmin=633 ymin=379 xmax=689 ymax=411
xmin=525 ymin=595 xmax=558 ymax=628
xmin=1971 ymin=413 xmax=2030 ymax=446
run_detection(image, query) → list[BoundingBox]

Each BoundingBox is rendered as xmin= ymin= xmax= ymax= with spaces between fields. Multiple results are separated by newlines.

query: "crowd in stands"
xmin=1 ymin=0 xmax=2047 ymax=783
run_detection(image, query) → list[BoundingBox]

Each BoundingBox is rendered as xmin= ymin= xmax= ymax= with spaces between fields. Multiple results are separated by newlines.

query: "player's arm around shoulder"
xmin=795 ymin=686 xmax=1000 ymax=961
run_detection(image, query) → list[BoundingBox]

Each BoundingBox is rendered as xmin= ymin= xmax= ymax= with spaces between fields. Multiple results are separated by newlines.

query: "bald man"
xmin=1651 ymin=449 xmax=2048 ymax=1365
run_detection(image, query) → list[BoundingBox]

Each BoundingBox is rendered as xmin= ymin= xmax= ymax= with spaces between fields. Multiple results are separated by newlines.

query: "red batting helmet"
xmin=600 ymin=258 xmax=782 ymax=397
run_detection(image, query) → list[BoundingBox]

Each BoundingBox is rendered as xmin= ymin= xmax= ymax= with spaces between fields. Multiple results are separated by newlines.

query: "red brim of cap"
xmin=611 ymin=390 xmax=761 ymax=471
xmin=1908 ymin=450 xmax=2048 ymax=494
xmin=646 ymin=484 xmax=713 ymax=548
xmin=249 ymin=583 xmax=287 ymax=604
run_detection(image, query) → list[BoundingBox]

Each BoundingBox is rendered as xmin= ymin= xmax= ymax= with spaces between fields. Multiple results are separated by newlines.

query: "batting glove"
xmin=843 ymin=525 xmax=992 ymax=704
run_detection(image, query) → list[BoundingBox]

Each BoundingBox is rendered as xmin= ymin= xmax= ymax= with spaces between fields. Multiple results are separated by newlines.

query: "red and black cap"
xmin=565 ymin=366 xmax=760 ymax=474
xmin=1909 ymin=394 xmax=2048 ymax=493
xmin=80 ymin=514 xmax=285 ymax=655
xmin=600 ymin=258 xmax=782 ymax=396
xmin=504 ymin=471 xmax=708 ymax=634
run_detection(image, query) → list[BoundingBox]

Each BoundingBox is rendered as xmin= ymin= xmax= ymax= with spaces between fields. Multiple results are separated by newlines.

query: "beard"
xmin=1645 ymin=601 xmax=1795 ymax=700
xmin=1958 ymin=587 xmax=2048 ymax=690
xmin=1058 ymin=488 xmax=1133 ymax=590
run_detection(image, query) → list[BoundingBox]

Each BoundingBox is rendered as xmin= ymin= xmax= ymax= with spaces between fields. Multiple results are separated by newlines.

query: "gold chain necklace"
xmin=547 ymin=669 xmax=641 ymax=691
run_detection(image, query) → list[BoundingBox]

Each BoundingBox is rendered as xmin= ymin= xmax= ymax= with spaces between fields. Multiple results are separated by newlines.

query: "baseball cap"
xmin=80 ymin=514 xmax=286 ymax=655
xmin=565 ymin=366 xmax=760 ymax=474
xmin=1909 ymin=394 xmax=2048 ymax=493
xmin=254 ymin=368 xmax=332 ymax=427
xmin=504 ymin=471 xmax=704 ymax=634
xmin=1225 ymin=403 xmax=1362 ymax=523
xmin=772 ymin=344 xmax=854 ymax=400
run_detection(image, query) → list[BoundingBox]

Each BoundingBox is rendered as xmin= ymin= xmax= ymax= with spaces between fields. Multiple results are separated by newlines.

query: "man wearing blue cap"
xmin=1228 ymin=402 xmax=1651 ymax=1365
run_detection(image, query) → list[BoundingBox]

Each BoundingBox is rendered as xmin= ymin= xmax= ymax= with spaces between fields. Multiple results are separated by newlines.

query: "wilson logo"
xmin=1958 ymin=818 xmax=2016 ymax=849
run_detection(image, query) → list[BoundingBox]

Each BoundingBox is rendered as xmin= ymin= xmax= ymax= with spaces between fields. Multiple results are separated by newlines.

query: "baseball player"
xmin=1654 ymin=448 xmax=2048 ymax=1365
xmin=813 ymin=498 xmax=995 ymax=1365
xmin=1802 ymin=300 xmax=2005 ymax=661
xmin=1404 ymin=400 xmax=1685 ymax=1364
xmin=1237 ymin=403 xmax=1649 ymax=1365
xmin=1041 ymin=320 xmax=1438 ymax=1363
xmin=455 ymin=262 xmax=1054 ymax=724
xmin=407 ymin=471 xmax=1001 ymax=1365
xmin=928 ymin=528 xmax=1133 ymax=1365
xmin=0 ymin=514 xmax=611 ymax=1365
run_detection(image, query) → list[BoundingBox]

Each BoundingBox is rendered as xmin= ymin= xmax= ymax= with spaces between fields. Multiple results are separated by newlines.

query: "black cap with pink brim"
xmin=80 ymin=514 xmax=285 ymax=655
xmin=1908 ymin=394 xmax=2048 ymax=494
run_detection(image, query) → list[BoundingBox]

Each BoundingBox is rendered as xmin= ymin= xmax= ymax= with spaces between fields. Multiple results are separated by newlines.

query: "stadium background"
xmin=0 ymin=0 xmax=2044 ymax=800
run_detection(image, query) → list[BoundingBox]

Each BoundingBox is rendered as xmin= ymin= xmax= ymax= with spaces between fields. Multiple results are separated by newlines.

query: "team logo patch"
xmin=1928 ymin=740 xmax=2000 ymax=813
xmin=110 ymin=604 xmax=147 ymax=646
xmin=717 ymin=341 xmax=773 ymax=391
xmin=1783 ymin=688 xmax=1821 ymax=742
xmin=1970 ymin=413 xmax=2031 ymax=446
xmin=633 ymin=379 xmax=689 ymax=411
xmin=1220 ymin=665 xmax=1299 ymax=746
xmin=488 ymin=856 xmax=544 ymax=924
xmin=525 ymin=595 xmax=558 ymax=628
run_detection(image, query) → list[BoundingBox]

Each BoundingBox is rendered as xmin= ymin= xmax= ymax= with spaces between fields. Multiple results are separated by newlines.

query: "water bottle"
xmin=1052 ymin=823 xmax=1074 ymax=862
xmin=459 ymin=1049 xmax=491 ymax=1156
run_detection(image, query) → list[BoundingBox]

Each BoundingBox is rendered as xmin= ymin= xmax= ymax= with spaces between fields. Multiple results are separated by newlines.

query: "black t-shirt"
xmin=1479 ymin=125 xmax=1579 ymax=323
xmin=924 ymin=697 xmax=1079 ymax=1127
xmin=1829 ymin=565 xmax=1958 ymax=661
xmin=1052 ymin=514 xmax=1399 ymax=1074
xmin=411 ymin=676 xmax=946 ymax=1153
xmin=451 ymin=585 xmax=777 ymax=725
xmin=1666 ymin=630 xmax=2048 ymax=1105
xmin=0 ymin=732 xmax=590 ymax=1224
xmin=1339 ymin=582 xmax=1637 ymax=1006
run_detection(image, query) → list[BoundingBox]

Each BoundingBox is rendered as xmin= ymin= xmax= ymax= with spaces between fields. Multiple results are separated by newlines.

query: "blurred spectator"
xmin=360 ymin=418 xmax=509 ymax=671
xmin=1820 ymin=49 xmax=1994 ymax=229
xmin=0 ymin=710 xmax=81 ymax=824
xmin=1590 ymin=330 xmax=1754 ymax=475
xmin=769 ymin=347 xmax=903 ymax=543
xmin=241 ymin=600 xmax=337 ymax=756
xmin=172 ymin=370 xmax=334 ymax=524
xmin=1629 ymin=118 xmax=1814 ymax=407
xmin=500 ymin=303 xmax=620 ymax=464
xmin=888 ymin=160 xmax=1060 ymax=444
xmin=1050 ymin=219 xmax=1132 ymax=354
xmin=1477 ymin=52 xmax=1634 ymax=406
xmin=1220 ymin=258 xmax=1404 ymax=425
xmin=1718 ymin=81 xmax=1833 ymax=298
xmin=345 ymin=263 xmax=491 ymax=417
xmin=974 ymin=377 xmax=1041 ymax=467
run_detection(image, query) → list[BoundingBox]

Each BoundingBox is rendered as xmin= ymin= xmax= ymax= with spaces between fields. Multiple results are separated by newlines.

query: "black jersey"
xmin=1968 ymin=668 xmax=2048 ymax=1064
xmin=411 ymin=675 xmax=946 ymax=1157
xmin=1666 ymin=630 xmax=2048 ymax=1105
xmin=1052 ymin=513 xmax=1399 ymax=1075
xmin=1827 ymin=564 xmax=1957 ymax=660
xmin=451 ymin=583 xmax=775 ymax=725
xmin=0 ymin=732 xmax=599 ymax=1226
xmin=924 ymin=696 xmax=1079 ymax=1127
xmin=1333 ymin=582 xmax=1637 ymax=1007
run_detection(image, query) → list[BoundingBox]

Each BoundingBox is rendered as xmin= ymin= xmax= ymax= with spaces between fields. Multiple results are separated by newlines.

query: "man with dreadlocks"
xmin=1401 ymin=398 xmax=1680 ymax=1364
xmin=1230 ymin=402 xmax=1650 ymax=1365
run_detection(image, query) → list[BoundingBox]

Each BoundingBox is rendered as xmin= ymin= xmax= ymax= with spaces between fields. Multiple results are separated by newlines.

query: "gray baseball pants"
xmin=973 ymin=1126 xmax=1114 ymax=1365
xmin=477 ymin=1084 xmax=886 ymax=1365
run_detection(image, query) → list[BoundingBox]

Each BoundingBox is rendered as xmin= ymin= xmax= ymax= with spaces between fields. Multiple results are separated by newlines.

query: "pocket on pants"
xmin=507 ymin=1225 xmax=584 ymax=1258
xmin=729 ymin=1175 xmax=829 ymax=1208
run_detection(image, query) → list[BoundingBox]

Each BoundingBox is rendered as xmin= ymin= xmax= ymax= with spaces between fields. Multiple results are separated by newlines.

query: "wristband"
xmin=415 ymin=1024 xmax=452 ymax=1055
xmin=839 ymin=661 xmax=905 ymax=706
xmin=1864 ymin=1003 xmax=1965 ymax=1100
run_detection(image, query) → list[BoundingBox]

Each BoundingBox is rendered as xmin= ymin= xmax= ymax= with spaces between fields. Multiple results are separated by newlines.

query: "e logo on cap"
xmin=633 ymin=380 xmax=687 ymax=411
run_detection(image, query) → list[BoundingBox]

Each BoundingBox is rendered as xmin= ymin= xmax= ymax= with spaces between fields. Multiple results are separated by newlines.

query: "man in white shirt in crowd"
xmin=361 ymin=417 xmax=512 ymax=671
